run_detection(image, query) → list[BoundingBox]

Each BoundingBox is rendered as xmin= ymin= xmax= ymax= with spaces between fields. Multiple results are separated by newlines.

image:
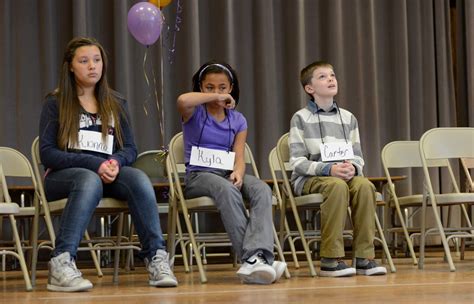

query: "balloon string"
xmin=151 ymin=48 xmax=165 ymax=147
xmin=142 ymin=46 xmax=150 ymax=116
xmin=169 ymin=0 xmax=183 ymax=64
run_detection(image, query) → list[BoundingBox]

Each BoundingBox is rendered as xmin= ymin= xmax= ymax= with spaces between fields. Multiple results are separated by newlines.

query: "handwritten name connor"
xmin=78 ymin=135 xmax=109 ymax=153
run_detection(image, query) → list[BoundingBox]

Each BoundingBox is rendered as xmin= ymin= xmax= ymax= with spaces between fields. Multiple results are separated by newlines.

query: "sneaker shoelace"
xmin=60 ymin=259 xmax=82 ymax=280
xmin=365 ymin=260 xmax=378 ymax=269
xmin=150 ymin=253 xmax=172 ymax=276
xmin=246 ymin=253 xmax=269 ymax=265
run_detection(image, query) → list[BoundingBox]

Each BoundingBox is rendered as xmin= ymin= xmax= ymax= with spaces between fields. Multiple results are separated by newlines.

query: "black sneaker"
xmin=356 ymin=259 xmax=387 ymax=276
xmin=319 ymin=260 xmax=356 ymax=277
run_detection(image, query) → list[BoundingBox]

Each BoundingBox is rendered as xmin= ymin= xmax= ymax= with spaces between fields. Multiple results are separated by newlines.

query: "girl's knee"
xmin=74 ymin=169 xmax=102 ymax=191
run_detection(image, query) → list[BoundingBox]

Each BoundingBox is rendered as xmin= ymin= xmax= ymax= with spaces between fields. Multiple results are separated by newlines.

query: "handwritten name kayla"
xmin=189 ymin=146 xmax=235 ymax=170
xmin=197 ymin=149 xmax=223 ymax=166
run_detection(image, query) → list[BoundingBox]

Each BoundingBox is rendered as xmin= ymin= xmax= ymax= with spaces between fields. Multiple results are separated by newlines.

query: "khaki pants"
xmin=302 ymin=176 xmax=376 ymax=259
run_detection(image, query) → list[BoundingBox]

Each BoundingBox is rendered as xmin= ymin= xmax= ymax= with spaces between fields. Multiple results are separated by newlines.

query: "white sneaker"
xmin=237 ymin=252 xmax=276 ymax=285
xmin=47 ymin=252 xmax=93 ymax=292
xmin=272 ymin=260 xmax=287 ymax=283
xmin=145 ymin=249 xmax=178 ymax=287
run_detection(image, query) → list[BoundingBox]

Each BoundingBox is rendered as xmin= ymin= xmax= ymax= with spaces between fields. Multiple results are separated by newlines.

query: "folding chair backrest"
xmin=276 ymin=133 xmax=291 ymax=186
xmin=382 ymin=140 xmax=456 ymax=193
xmin=133 ymin=150 xmax=165 ymax=180
xmin=0 ymin=147 xmax=38 ymax=203
xmin=420 ymin=128 xmax=474 ymax=160
xmin=268 ymin=148 xmax=283 ymax=203
xmin=382 ymin=141 xmax=423 ymax=169
xmin=382 ymin=140 xmax=448 ymax=169
xmin=31 ymin=137 xmax=48 ymax=206
xmin=420 ymin=128 xmax=474 ymax=194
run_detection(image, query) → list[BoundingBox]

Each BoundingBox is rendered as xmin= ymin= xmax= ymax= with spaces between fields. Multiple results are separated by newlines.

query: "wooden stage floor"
xmin=2 ymin=253 xmax=474 ymax=303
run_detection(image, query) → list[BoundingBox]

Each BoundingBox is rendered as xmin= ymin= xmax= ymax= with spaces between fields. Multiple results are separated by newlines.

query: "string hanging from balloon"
xmin=141 ymin=45 xmax=166 ymax=148
xmin=128 ymin=2 xmax=166 ymax=147
xmin=160 ymin=0 xmax=183 ymax=65
xmin=128 ymin=0 xmax=183 ymax=148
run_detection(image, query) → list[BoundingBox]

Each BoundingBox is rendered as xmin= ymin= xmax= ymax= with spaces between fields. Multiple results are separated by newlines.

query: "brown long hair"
xmin=54 ymin=37 xmax=124 ymax=150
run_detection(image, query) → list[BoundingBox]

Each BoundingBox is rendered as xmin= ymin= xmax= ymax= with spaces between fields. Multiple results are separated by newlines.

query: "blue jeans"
xmin=45 ymin=166 xmax=166 ymax=260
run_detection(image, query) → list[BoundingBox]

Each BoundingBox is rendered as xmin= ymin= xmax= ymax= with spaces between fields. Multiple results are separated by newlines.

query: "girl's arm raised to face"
xmin=177 ymin=92 xmax=234 ymax=122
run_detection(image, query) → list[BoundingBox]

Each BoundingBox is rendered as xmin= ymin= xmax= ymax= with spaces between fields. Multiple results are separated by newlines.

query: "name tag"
xmin=189 ymin=146 xmax=235 ymax=170
xmin=320 ymin=142 xmax=354 ymax=162
xmin=70 ymin=130 xmax=114 ymax=155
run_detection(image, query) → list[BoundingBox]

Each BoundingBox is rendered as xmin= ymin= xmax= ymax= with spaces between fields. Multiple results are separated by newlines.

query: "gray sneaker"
xmin=319 ymin=260 xmax=356 ymax=277
xmin=355 ymin=259 xmax=387 ymax=276
xmin=145 ymin=249 xmax=178 ymax=287
xmin=47 ymin=252 xmax=93 ymax=292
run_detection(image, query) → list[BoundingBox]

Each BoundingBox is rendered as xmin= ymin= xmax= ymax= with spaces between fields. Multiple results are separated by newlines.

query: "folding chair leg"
xmin=432 ymin=205 xmax=456 ymax=271
xmin=113 ymin=213 xmax=125 ymax=283
xmin=375 ymin=213 xmax=396 ymax=273
xmin=125 ymin=222 xmax=135 ymax=271
xmin=166 ymin=202 xmax=177 ymax=266
xmin=181 ymin=210 xmax=207 ymax=283
xmin=272 ymin=225 xmax=290 ymax=279
xmin=394 ymin=202 xmax=418 ymax=265
xmin=282 ymin=216 xmax=299 ymax=268
xmin=290 ymin=203 xmax=316 ymax=277
xmin=30 ymin=210 xmax=39 ymax=286
xmin=418 ymin=194 xmax=428 ymax=270
xmin=9 ymin=215 xmax=32 ymax=291
xmin=287 ymin=236 xmax=300 ymax=269
xmin=176 ymin=218 xmax=190 ymax=272
xmin=84 ymin=230 xmax=103 ymax=277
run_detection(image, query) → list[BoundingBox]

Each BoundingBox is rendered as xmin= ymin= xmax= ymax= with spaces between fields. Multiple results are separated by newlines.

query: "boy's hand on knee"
xmin=330 ymin=162 xmax=355 ymax=181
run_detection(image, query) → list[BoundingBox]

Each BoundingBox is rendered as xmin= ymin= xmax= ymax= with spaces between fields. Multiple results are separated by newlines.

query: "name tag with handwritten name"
xmin=320 ymin=142 xmax=354 ymax=162
xmin=189 ymin=146 xmax=235 ymax=170
xmin=70 ymin=130 xmax=114 ymax=155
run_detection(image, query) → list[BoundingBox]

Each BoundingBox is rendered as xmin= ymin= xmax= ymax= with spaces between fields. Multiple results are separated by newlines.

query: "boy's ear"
xmin=304 ymin=84 xmax=314 ymax=95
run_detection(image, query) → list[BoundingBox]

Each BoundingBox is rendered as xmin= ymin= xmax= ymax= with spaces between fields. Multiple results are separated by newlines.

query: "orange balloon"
xmin=149 ymin=0 xmax=172 ymax=9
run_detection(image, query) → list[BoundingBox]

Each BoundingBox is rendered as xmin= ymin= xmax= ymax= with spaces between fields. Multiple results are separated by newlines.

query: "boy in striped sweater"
xmin=289 ymin=61 xmax=386 ymax=277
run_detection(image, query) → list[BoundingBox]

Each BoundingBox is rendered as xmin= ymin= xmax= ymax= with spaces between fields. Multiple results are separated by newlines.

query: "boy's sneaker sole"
xmin=319 ymin=267 xmax=356 ymax=277
xmin=356 ymin=266 xmax=387 ymax=276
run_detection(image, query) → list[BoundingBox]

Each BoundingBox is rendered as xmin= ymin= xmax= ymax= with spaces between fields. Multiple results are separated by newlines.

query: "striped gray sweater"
xmin=289 ymin=101 xmax=365 ymax=195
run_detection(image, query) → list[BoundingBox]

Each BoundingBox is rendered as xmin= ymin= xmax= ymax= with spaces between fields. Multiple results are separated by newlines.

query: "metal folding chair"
xmin=419 ymin=127 xmax=474 ymax=271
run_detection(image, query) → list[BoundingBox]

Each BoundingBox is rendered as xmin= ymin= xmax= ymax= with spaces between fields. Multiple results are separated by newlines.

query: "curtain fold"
xmin=0 ymin=0 xmax=471 ymax=180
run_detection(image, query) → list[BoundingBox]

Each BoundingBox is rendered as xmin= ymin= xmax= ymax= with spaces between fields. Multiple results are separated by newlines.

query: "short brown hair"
xmin=300 ymin=61 xmax=334 ymax=88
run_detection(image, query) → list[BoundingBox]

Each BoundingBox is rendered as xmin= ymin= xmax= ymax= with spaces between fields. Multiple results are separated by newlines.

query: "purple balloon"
xmin=127 ymin=2 xmax=162 ymax=46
